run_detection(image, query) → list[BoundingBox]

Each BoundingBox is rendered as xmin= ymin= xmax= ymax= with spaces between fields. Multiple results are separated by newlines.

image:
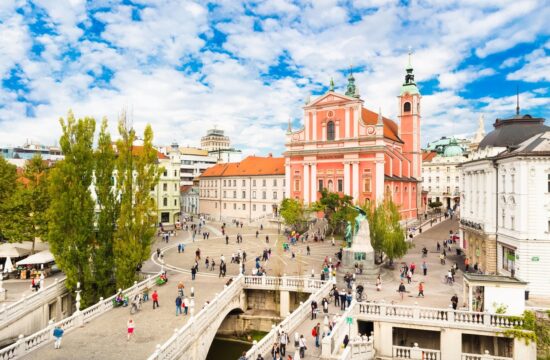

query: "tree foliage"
xmin=312 ymin=189 xmax=354 ymax=234
xmin=367 ymin=197 xmax=408 ymax=265
xmin=114 ymin=114 xmax=160 ymax=289
xmin=48 ymin=112 xmax=97 ymax=306
xmin=92 ymin=118 xmax=118 ymax=297
xmin=0 ymin=155 xmax=50 ymax=253
xmin=280 ymin=198 xmax=306 ymax=231
xmin=0 ymin=157 xmax=17 ymax=241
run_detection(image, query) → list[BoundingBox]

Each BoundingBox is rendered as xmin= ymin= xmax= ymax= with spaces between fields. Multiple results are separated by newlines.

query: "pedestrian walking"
xmin=176 ymin=296 xmax=183 ymax=315
xmin=339 ymin=290 xmax=346 ymax=310
xmin=152 ymin=290 xmax=159 ymax=309
xmin=398 ymin=282 xmax=406 ymax=301
xmin=279 ymin=331 xmax=288 ymax=356
xmin=53 ymin=325 xmax=64 ymax=349
xmin=266 ymin=235 xmax=269 ymax=243
xmin=417 ymin=282 xmax=424 ymax=297
xmin=313 ymin=323 xmax=321 ymax=347
xmin=225 ymin=235 xmax=229 ymax=244
xmin=311 ymin=300 xmax=318 ymax=319
xmin=422 ymin=261 xmax=428 ymax=276
xmin=191 ymin=266 xmax=197 ymax=280
xmin=127 ymin=318 xmax=135 ymax=341
xmin=451 ymin=294 xmax=459 ymax=310
xmin=299 ymin=335 xmax=307 ymax=358
xmin=306 ymin=245 xmax=310 ymax=255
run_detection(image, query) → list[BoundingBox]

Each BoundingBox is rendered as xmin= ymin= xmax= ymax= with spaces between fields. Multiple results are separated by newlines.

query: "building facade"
xmin=1 ymin=142 xmax=63 ymax=162
xmin=160 ymin=143 xmax=218 ymax=186
xmin=198 ymin=155 xmax=285 ymax=222
xmin=421 ymin=137 xmax=468 ymax=210
xmin=460 ymin=112 xmax=550 ymax=296
xmin=181 ymin=185 xmax=199 ymax=215
xmin=284 ymin=62 xmax=420 ymax=219
xmin=154 ymin=151 xmax=181 ymax=224
xmin=200 ymin=128 xmax=243 ymax=163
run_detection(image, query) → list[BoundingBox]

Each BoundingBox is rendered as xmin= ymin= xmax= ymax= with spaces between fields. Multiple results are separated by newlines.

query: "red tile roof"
xmin=422 ymin=151 xmax=437 ymax=162
xmin=361 ymin=108 xmax=402 ymax=143
xmin=130 ymin=145 xmax=168 ymax=159
xmin=201 ymin=156 xmax=285 ymax=177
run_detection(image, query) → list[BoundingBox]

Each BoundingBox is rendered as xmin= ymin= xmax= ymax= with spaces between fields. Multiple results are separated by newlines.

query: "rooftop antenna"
xmin=516 ymin=86 xmax=520 ymax=116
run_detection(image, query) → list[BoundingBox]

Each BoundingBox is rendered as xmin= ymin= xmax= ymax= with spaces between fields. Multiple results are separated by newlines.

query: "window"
xmin=283 ymin=179 xmax=285 ymax=186
xmin=224 ymin=203 xmax=226 ymax=209
xmin=163 ymin=170 xmax=167 ymax=177
xmin=253 ymin=204 xmax=256 ymax=211
xmin=446 ymin=167 xmax=450 ymax=173
xmin=436 ymin=177 xmax=440 ymax=182
xmin=253 ymin=179 xmax=256 ymax=187
xmin=233 ymin=191 xmax=237 ymax=198
xmin=501 ymin=209 xmax=505 ymax=228
xmin=327 ymin=121 xmax=335 ymax=140
xmin=163 ymin=198 xmax=167 ymax=206
xmin=446 ymin=177 xmax=450 ymax=183
xmin=446 ymin=186 xmax=450 ymax=193
xmin=404 ymin=102 xmax=411 ymax=112
xmin=243 ymin=204 xmax=246 ymax=210
xmin=327 ymin=180 xmax=334 ymax=192
xmin=502 ymin=174 xmax=505 ymax=193
xmin=395 ymin=186 xmax=399 ymax=193
xmin=273 ymin=179 xmax=277 ymax=186
xmin=223 ymin=190 xmax=226 ymax=198
xmin=502 ymin=246 xmax=515 ymax=271
xmin=511 ymin=174 xmax=515 ymax=192
xmin=242 ymin=191 xmax=246 ymax=199
xmin=252 ymin=191 xmax=256 ymax=199
xmin=547 ymin=174 xmax=550 ymax=192
xmin=233 ymin=180 xmax=236 ymax=186
xmin=262 ymin=191 xmax=266 ymax=199
xmin=294 ymin=179 xmax=300 ymax=191
xmin=174 ymin=170 xmax=177 ymax=177
xmin=455 ymin=176 xmax=459 ymax=183
xmin=215 ymin=202 xmax=217 ymax=208
xmin=273 ymin=191 xmax=277 ymax=200
xmin=428 ymin=177 xmax=431 ymax=183
xmin=262 ymin=179 xmax=266 ymax=187
xmin=318 ymin=179 xmax=323 ymax=191
xmin=242 ymin=179 xmax=246 ymax=186
xmin=338 ymin=179 xmax=343 ymax=192
xmin=233 ymin=203 xmax=236 ymax=210
xmin=511 ymin=216 xmax=515 ymax=230
xmin=262 ymin=205 xmax=266 ymax=211
xmin=163 ymin=183 xmax=167 ymax=191
xmin=363 ymin=177 xmax=371 ymax=192
xmin=174 ymin=184 xmax=177 ymax=191
xmin=174 ymin=199 xmax=177 ymax=206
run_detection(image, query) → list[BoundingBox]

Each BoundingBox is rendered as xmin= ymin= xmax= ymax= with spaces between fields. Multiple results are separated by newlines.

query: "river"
xmin=206 ymin=337 xmax=253 ymax=360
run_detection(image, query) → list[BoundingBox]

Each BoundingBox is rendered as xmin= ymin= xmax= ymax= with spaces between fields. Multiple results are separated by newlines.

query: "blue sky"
xmin=0 ymin=0 xmax=548 ymax=155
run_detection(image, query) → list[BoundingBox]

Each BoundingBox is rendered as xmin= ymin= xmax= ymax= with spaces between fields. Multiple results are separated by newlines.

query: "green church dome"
xmin=443 ymin=139 xmax=464 ymax=157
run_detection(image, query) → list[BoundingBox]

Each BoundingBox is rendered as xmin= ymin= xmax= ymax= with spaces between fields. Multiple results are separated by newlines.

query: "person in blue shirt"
xmin=53 ymin=325 xmax=64 ymax=349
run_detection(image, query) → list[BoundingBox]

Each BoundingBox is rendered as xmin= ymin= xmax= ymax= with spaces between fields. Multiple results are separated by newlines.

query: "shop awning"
xmin=16 ymin=250 xmax=55 ymax=266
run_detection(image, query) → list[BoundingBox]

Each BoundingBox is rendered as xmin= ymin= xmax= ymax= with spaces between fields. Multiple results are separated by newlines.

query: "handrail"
xmin=0 ymin=272 xmax=162 ymax=360
xmin=245 ymin=278 xmax=332 ymax=359
xmin=356 ymin=302 xmax=523 ymax=330
xmin=0 ymin=277 xmax=68 ymax=328
xmin=322 ymin=300 xmax=357 ymax=357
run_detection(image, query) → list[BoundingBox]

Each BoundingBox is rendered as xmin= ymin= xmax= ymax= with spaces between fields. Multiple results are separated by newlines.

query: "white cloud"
xmin=0 ymin=13 xmax=30 ymax=77
xmin=507 ymin=48 xmax=550 ymax=82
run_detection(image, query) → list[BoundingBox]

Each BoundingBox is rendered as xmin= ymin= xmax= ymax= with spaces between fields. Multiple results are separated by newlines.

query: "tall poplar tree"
xmin=0 ymin=157 xmax=18 ymax=241
xmin=114 ymin=114 xmax=160 ymax=288
xmin=92 ymin=118 xmax=118 ymax=297
xmin=1 ymin=155 xmax=50 ymax=253
xmin=48 ymin=112 xmax=96 ymax=305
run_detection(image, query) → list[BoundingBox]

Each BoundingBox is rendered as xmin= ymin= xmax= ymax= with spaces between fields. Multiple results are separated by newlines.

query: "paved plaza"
xmin=15 ymin=217 xmax=465 ymax=360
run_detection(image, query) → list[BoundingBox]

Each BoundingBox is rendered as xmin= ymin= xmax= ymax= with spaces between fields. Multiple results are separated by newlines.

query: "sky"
xmin=0 ymin=0 xmax=549 ymax=156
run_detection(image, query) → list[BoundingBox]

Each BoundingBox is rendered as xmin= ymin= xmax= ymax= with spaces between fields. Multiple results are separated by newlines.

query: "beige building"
xmin=153 ymin=149 xmax=181 ymax=224
xmin=199 ymin=155 xmax=285 ymax=222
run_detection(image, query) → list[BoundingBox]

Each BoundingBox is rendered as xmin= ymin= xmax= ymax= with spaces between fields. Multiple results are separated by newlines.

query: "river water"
xmin=206 ymin=338 xmax=253 ymax=360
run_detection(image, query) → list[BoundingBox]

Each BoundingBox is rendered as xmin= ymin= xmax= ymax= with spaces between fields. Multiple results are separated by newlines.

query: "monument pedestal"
xmin=341 ymin=245 xmax=379 ymax=282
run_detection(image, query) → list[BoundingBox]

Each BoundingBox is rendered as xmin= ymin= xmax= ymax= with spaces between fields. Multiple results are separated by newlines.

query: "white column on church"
xmin=335 ymin=121 xmax=340 ymax=140
xmin=352 ymin=162 xmax=359 ymax=203
xmin=310 ymin=163 xmax=317 ymax=202
xmin=303 ymin=163 xmax=310 ymax=204
xmin=304 ymin=112 xmax=310 ymax=142
xmin=312 ymin=112 xmax=317 ymax=141
xmin=345 ymin=108 xmax=350 ymax=138
xmin=344 ymin=162 xmax=351 ymax=196
xmin=353 ymin=106 xmax=360 ymax=137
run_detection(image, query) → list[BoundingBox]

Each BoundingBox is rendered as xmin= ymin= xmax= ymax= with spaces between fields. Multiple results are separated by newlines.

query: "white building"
xmin=180 ymin=185 xmax=199 ymax=215
xmin=422 ymin=137 xmax=468 ymax=210
xmin=198 ymin=155 xmax=285 ymax=222
xmin=160 ymin=143 xmax=218 ymax=186
xmin=460 ymin=111 xmax=550 ymax=296
xmin=200 ymin=128 xmax=242 ymax=163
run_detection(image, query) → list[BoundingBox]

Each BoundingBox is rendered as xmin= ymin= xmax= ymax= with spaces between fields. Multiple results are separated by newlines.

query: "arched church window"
xmin=327 ymin=121 xmax=335 ymax=141
xmin=404 ymin=102 xmax=411 ymax=112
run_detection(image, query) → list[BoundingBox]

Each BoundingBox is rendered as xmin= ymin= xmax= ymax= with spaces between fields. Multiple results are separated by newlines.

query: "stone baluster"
xmin=410 ymin=343 xmax=422 ymax=360
xmin=14 ymin=334 xmax=25 ymax=358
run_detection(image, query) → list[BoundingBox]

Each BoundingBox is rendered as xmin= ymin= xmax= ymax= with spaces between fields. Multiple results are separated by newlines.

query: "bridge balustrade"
xmin=0 ymin=278 xmax=67 ymax=329
xmin=0 ymin=272 xmax=161 ymax=360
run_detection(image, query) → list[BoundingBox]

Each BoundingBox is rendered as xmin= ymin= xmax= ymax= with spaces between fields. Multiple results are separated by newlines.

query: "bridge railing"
xmin=0 ymin=277 xmax=67 ymax=328
xmin=0 ymin=272 xmax=162 ymax=360
xmin=243 ymin=275 xmax=326 ymax=292
xmin=245 ymin=278 xmax=333 ymax=359
xmin=148 ymin=274 xmax=246 ymax=360
xmin=355 ymin=302 xmax=523 ymax=329
xmin=321 ymin=300 xmax=357 ymax=357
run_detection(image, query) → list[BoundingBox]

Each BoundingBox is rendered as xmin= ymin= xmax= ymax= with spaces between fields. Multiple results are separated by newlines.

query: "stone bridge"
xmin=148 ymin=275 xmax=331 ymax=360
xmin=0 ymin=278 xmax=72 ymax=348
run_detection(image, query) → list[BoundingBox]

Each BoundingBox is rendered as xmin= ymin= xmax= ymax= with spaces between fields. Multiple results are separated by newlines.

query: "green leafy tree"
xmin=48 ymin=112 xmax=97 ymax=306
xmin=367 ymin=197 xmax=408 ymax=266
xmin=114 ymin=114 xmax=160 ymax=288
xmin=0 ymin=157 xmax=17 ymax=240
xmin=280 ymin=198 xmax=306 ymax=231
xmin=92 ymin=118 xmax=118 ymax=297
xmin=0 ymin=155 xmax=50 ymax=253
xmin=313 ymin=189 xmax=354 ymax=234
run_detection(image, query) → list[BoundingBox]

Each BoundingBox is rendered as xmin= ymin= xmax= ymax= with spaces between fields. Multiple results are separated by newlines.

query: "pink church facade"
xmin=284 ymin=63 xmax=421 ymax=220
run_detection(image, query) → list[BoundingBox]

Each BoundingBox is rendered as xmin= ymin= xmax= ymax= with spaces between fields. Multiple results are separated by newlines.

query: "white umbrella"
xmin=3 ymin=257 xmax=14 ymax=273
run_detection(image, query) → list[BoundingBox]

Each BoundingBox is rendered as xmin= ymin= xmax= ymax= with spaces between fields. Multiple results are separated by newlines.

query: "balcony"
xmin=393 ymin=345 xmax=440 ymax=360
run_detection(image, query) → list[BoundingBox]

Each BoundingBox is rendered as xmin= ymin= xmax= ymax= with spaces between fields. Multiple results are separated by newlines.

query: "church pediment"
xmin=306 ymin=92 xmax=361 ymax=108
